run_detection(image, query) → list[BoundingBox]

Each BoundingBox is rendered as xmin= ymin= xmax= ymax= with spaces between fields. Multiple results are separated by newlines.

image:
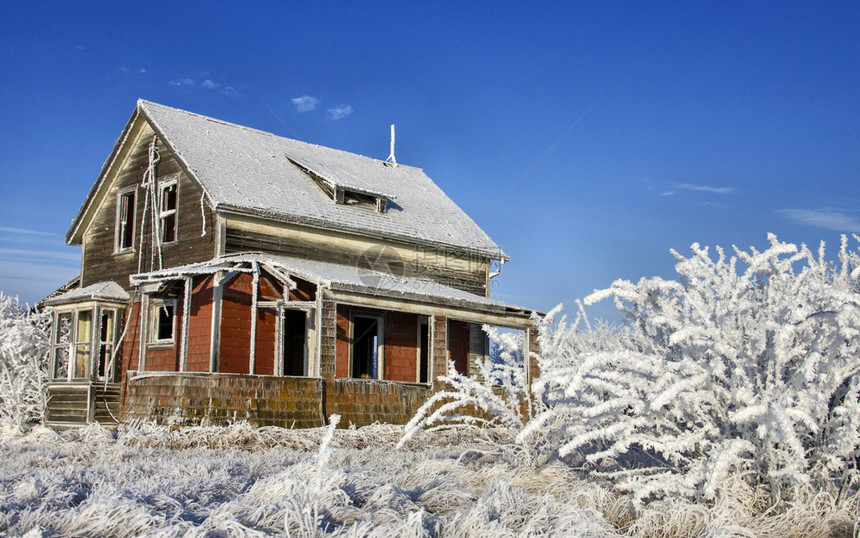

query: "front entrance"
xmin=282 ymin=309 xmax=307 ymax=376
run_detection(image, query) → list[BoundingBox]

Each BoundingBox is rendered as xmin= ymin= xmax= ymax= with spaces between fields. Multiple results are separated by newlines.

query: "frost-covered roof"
xmin=138 ymin=100 xmax=506 ymax=260
xmin=131 ymin=253 xmax=531 ymax=316
xmin=44 ymin=281 xmax=130 ymax=307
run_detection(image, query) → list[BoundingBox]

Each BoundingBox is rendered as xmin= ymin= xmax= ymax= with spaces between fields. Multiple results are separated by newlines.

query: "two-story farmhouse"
xmin=43 ymin=100 xmax=537 ymax=429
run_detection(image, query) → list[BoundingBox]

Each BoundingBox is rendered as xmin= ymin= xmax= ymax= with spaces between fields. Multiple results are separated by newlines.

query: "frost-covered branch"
xmin=0 ymin=292 xmax=51 ymax=431
xmin=524 ymin=234 xmax=860 ymax=504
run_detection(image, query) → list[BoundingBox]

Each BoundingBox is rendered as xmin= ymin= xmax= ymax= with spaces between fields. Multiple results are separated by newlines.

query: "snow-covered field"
xmin=3 ymin=235 xmax=860 ymax=536
xmin=1 ymin=421 xmax=855 ymax=537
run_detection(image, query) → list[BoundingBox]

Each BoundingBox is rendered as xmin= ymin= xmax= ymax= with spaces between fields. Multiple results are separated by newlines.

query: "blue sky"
xmin=1 ymin=2 xmax=859 ymax=320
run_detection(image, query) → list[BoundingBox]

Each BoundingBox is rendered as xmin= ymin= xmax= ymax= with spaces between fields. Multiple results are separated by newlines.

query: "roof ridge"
xmin=137 ymin=99 xmax=423 ymax=172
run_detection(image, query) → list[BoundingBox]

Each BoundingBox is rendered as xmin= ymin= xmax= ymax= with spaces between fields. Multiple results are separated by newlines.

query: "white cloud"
xmin=778 ymin=208 xmax=860 ymax=232
xmin=292 ymin=95 xmax=320 ymax=113
xmin=201 ymin=79 xmax=220 ymax=89
xmin=677 ymin=183 xmax=736 ymax=195
xmin=169 ymin=77 xmax=195 ymax=87
xmin=221 ymin=86 xmax=242 ymax=98
xmin=327 ymin=105 xmax=353 ymax=120
xmin=119 ymin=66 xmax=130 ymax=74
xmin=0 ymin=227 xmax=58 ymax=238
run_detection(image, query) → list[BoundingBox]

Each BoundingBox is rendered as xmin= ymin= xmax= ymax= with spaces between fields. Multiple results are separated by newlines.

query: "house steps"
xmin=44 ymin=383 xmax=122 ymax=431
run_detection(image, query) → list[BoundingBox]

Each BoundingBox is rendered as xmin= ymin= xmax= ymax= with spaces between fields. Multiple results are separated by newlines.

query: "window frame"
xmin=114 ymin=185 xmax=137 ymax=254
xmin=148 ymin=299 xmax=177 ymax=347
xmin=49 ymin=304 xmax=122 ymax=383
xmin=96 ymin=308 xmax=119 ymax=381
xmin=157 ymin=174 xmax=179 ymax=245
xmin=51 ymin=311 xmax=73 ymax=381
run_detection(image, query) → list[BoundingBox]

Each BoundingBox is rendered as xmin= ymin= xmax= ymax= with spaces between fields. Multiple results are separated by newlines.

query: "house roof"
xmin=129 ymin=253 xmax=532 ymax=318
xmin=44 ymin=280 xmax=130 ymax=307
xmin=70 ymin=100 xmax=505 ymax=259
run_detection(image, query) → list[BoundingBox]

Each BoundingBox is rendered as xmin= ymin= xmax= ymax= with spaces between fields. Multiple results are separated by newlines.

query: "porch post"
xmin=249 ymin=262 xmax=259 ymax=375
xmin=138 ymin=292 xmax=148 ymax=372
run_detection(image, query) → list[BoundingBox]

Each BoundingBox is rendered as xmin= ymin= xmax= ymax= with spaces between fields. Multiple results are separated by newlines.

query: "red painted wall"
xmin=385 ymin=311 xmax=418 ymax=382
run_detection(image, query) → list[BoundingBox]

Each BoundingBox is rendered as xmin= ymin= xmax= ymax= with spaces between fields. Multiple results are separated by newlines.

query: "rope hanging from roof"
xmin=137 ymin=136 xmax=162 ymax=273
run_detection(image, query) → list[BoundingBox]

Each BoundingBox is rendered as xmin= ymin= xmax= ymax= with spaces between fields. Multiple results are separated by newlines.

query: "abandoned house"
xmin=43 ymin=100 xmax=538 ymax=430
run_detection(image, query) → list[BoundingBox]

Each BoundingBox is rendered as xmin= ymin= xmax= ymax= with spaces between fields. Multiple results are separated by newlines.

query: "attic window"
xmin=337 ymin=188 xmax=387 ymax=213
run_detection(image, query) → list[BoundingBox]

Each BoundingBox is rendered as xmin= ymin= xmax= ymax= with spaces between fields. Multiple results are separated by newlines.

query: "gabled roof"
xmin=68 ymin=100 xmax=507 ymax=260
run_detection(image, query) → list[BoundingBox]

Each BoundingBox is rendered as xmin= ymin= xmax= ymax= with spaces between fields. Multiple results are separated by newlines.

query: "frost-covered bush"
xmin=397 ymin=327 xmax=530 ymax=449
xmin=522 ymin=234 xmax=860 ymax=504
xmin=0 ymin=292 xmax=51 ymax=431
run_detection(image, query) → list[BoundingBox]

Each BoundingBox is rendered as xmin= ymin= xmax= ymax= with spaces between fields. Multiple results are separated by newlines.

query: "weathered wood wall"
xmin=80 ymin=122 xmax=216 ymax=289
xmin=224 ymin=216 xmax=491 ymax=296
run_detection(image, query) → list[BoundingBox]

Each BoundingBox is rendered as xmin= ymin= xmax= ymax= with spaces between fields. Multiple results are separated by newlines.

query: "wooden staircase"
xmin=45 ymin=383 xmax=122 ymax=431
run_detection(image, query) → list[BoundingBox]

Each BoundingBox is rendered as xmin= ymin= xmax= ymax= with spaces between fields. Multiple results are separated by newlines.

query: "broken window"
xmin=115 ymin=187 xmax=136 ymax=252
xmin=339 ymin=189 xmax=387 ymax=213
xmin=97 ymin=309 xmax=118 ymax=381
xmin=352 ymin=314 xmax=384 ymax=379
xmin=158 ymin=178 xmax=178 ymax=244
xmin=150 ymin=300 xmax=176 ymax=345
xmin=52 ymin=312 xmax=72 ymax=380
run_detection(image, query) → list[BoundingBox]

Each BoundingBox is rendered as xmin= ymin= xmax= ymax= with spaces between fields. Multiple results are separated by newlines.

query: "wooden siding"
xmin=80 ymin=122 xmax=217 ymax=290
xmin=224 ymin=215 xmax=491 ymax=296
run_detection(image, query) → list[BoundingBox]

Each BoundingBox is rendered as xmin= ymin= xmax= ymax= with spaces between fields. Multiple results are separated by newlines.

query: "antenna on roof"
xmin=386 ymin=124 xmax=397 ymax=167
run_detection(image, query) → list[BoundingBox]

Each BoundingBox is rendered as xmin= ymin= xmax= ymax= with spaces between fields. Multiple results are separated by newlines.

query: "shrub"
xmin=521 ymin=234 xmax=860 ymax=503
xmin=401 ymin=234 xmax=860 ymax=506
xmin=0 ymin=292 xmax=51 ymax=431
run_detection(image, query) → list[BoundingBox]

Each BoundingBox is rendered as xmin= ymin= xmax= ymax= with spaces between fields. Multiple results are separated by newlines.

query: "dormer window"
xmin=286 ymin=156 xmax=389 ymax=214
xmin=338 ymin=188 xmax=387 ymax=213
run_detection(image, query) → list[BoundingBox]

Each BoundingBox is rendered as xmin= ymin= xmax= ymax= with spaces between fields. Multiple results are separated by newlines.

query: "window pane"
xmin=54 ymin=347 xmax=69 ymax=379
xmin=100 ymin=310 xmax=115 ymax=342
xmin=74 ymin=346 xmax=89 ymax=378
xmin=98 ymin=344 xmax=112 ymax=379
xmin=161 ymin=213 xmax=176 ymax=243
xmin=156 ymin=303 xmax=174 ymax=341
xmin=76 ymin=310 xmax=92 ymax=343
xmin=98 ymin=311 xmax=116 ymax=380
xmin=55 ymin=313 xmax=71 ymax=344
xmin=119 ymin=191 xmax=135 ymax=249
xmin=161 ymin=183 xmax=177 ymax=211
